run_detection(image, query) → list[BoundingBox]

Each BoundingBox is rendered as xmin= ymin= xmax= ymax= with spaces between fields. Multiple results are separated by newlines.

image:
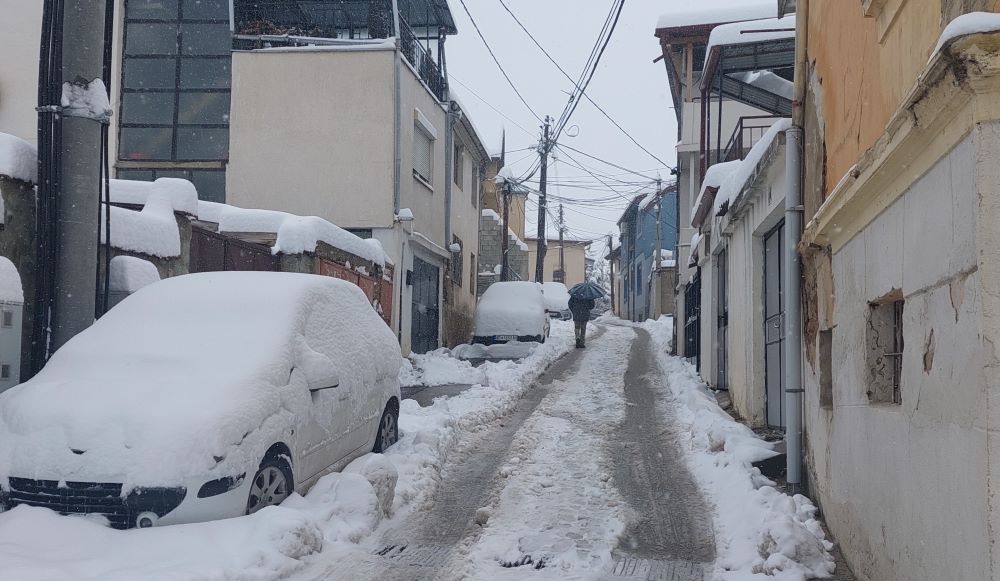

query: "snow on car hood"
xmin=474 ymin=282 xmax=546 ymax=337
xmin=0 ymin=272 xmax=400 ymax=490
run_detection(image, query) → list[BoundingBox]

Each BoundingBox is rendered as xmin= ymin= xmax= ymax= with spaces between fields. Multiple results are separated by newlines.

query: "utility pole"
xmin=558 ymin=203 xmax=565 ymax=283
xmin=534 ymin=116 xmax=551 ymax=283
xmin=608 ymin=233 xmax=615 ymax=315
xmin=501 ymin=179 xmax=511 ymax=281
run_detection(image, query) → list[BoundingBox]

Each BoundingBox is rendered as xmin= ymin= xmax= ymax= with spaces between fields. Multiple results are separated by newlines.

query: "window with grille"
xmin=1 ymin=364 xmax=10 ymax=380
xmin=1 ymin=309 xmax=13 ymax=328
xmin=453 ymin=144 xmax=464 ymax=189
xmin=413 ymin=125 xmax=433 ymax=185
xmin=867 ymin=298 xmax=904 ymax=405
xmin=469 ymin=253 xmax=476 ymax=294
xmin=451 ymin=236 xmax=463 ymax=287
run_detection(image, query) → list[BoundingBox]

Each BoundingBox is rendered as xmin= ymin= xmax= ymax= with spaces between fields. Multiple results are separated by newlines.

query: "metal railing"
xmin=398 ymin=18 xmax=447 ymax=101
xmin=721 ymin=115 xmax=786 ymax=164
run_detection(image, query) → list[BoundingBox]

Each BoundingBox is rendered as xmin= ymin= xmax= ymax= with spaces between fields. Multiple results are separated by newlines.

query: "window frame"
xmin=413 ymin=124 xmax=435 ymax=186
xmin=453 ymin=143 xmax=464 ymax=189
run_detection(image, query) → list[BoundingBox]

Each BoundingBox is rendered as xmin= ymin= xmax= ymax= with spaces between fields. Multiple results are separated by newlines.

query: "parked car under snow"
xmin=540 ymin=282 xmax=572 ymax=320
xmin=472 ymin=281 xmax=550 ymax=345
xmin=0 ymin=272 xmax=401 ymax=529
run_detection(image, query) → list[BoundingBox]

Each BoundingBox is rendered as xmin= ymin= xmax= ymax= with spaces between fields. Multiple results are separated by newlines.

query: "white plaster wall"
xmin=449 ymin=131 xmax=484 ymax=324
xmin=227 ymin=48 xmax=397 ymax=228
xmin=805 ymin=133 xmax=990 ymax=581
xmin=0 ymin=1 xmax=42 ymax=143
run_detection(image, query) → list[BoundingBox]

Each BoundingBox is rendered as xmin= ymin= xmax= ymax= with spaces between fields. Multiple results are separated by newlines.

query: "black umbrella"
xmin=568 ymin=282 xmax=606 ymax=300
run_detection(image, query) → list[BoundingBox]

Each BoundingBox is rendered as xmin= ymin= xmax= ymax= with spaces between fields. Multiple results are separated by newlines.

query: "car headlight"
xmin=197 ymin=473 xmax=246 ymax=499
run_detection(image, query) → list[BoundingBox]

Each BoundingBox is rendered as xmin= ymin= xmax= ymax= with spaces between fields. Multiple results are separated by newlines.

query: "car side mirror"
xmin=308 ymin=372 xmax=341 ymax=393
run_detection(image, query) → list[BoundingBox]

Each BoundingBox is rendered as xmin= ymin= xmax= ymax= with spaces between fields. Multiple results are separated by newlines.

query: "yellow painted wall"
xmin=809 ymin=0 xmax=1000 ymax=194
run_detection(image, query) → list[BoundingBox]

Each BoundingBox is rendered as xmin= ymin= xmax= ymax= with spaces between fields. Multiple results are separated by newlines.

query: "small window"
xmin=1 ymin=310 xmax=12 ymax=328
xmin=867 ymin=298 xmax=904 ymax=405
xmin=1 ymin=364 xmax=11 ymax=380
xmin=819 ymin=328 xmax=833 ymax=409
xmin=413 ymin=126 xmax=434 ymax=185
xmin=453 ymin=144 xmax=464 ymax=189
xmin=553 ymin=269 xmax=565 ymax=283
xmin=451 ymin=236 xmax=463 ymax=287
xmin=472 ymin=165 xmax=480 ymax=208
xmin=469 ymin=253 xmax=476 ymax=294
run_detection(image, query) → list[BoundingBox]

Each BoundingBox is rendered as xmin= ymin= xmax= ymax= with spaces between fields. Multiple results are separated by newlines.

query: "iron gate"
xmin=190 ymin=227 xmax=280 ymax=273
xmin=684 ymin=269 xmax=701 ymax=371
xmin=764 ymin=222 xmax=785 ymax=429
xmin=410 ymin=256 xmax=440 ymax=354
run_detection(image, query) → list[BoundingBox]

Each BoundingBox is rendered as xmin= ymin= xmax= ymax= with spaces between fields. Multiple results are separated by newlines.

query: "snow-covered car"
xmin=540 ymin=282 xmax=572 ymax=320
xmin=0 ymin=272 xmax=401 ymax=529
xmin=472 ymin=281 xmax=550 ymax=345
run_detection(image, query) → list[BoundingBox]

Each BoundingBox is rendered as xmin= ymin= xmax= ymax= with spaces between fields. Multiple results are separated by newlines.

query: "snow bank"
xmin=452 ymin=341 xmax=539 ymax=361
xmin=0 ymin=257 xmax=23 ymax=303
xmin=110 ymin=178 xmax=199 ymax=216
xmin=643 ymin=317 xmax=835 ymax=580
xmin=0 ymin=133 xmax=37 ymax=184
xmin=207 ymin=204 xmax=389 ymax=266
xmin=108 ymin=255 xmax=160 ymax=293
xmin=714 ymin=118 xmax=792 ymax=220
xmin=933 ymin=11 xmax=1000 ymax=56
xmin=657 ymin=0 xmax=775 ymax=30
xmin=399 ymin=349 xmax=487 ymax=387
xmin=474 ymin=281 xmax=547 ymax=337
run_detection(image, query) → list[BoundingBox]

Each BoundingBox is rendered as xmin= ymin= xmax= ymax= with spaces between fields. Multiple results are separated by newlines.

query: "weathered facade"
xmin=524 ymin=238 xmax=592 ymax=288
xmin=797 ymin=3 xmax=1000 ymax=580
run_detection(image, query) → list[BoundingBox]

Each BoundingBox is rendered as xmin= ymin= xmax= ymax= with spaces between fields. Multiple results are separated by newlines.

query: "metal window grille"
xmin=451 ymin=236 xmax=463 ymax=287
xmin=1 ymin=310 xmax=12 ymax=328
xmin=891 ymin=300 xmax=904 ymax=404
xmin=453 ymin=144 xmax=464 ymax=188
xmin=1 ymin=364 xmax=10 ymax=380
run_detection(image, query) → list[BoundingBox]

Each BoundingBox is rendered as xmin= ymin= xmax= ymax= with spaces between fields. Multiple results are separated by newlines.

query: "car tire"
xmin=246 ymin=457 xmax=293 ymax=515
xmin=373 ymin=403 xmax=399 ymax=453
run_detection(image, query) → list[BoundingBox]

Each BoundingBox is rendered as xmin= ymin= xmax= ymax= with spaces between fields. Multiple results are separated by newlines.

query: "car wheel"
xmin=246 ymin=458 xmax=292 ymax=515
xmin=373 ymin=403 xmax=399 ymax=453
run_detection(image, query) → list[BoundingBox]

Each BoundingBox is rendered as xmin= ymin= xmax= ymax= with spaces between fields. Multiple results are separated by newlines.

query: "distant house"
xmin=524 ymin=238 xmax=592 ymax=288
xmin=616 ymin=187 xmax=678 ymax=322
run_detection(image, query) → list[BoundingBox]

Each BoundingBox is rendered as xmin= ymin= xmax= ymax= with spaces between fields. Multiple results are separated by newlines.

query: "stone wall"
xmin=478 ymin=212 xmax=528 ymax=297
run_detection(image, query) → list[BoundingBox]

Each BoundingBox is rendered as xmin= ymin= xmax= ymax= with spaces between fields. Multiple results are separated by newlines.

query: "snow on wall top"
xmin=110 ymin=178 xmax=199 ymax=216
xmin=0 ymin=257 xmax=23 ymax=303
xmin=482 ymin=208 xmax=501 ymax=221
xmin=0 ymin=133 xmax=37 ymax=184
xmin=713 ymin=118 xmax=792 ymax=219
xmin=509 ymin=228 xmax=529 ymax=252
xmin=933 ymin=11 xmax=1000 ymax=56
xmin=657 ymin=0 xmax=776 ymax=30
xmin=201 ymin=202 xmax=389 ymax=266
xmin=105 ymin=189 xmax=182 ymax=258
xmin=690 ymin=160 xmax=742 ymax=227
xmin=108 ymin=255 xmax=161 ymax=293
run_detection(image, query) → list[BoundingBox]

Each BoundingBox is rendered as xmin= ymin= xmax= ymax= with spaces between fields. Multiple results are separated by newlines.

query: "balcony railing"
xmin=398 ymin=18 xmax=448 ymax=102
xmin=721 ymin=115 xmax=785 ymax=163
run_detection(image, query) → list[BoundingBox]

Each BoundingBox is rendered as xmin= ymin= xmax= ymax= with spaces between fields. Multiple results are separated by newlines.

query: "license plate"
xmin=495 ymin=335 xmax=517 ymax=341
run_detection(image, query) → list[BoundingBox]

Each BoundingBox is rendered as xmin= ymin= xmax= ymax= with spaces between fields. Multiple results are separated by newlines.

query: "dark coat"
xmin=568 ymin=295 xmax=595 ymax=322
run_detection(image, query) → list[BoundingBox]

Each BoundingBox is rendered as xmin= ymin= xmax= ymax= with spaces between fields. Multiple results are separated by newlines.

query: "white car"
xmin=0 ymin=272 xmax=401 ymax=529
xmin=472 ymin=281 xmax=550 ymax=345
xmin=540 ymin=282 xmax=572 ymax=321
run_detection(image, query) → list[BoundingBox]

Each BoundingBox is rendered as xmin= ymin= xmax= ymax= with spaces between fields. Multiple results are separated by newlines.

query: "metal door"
xmin=684 ymin=269 xmax=701 ymax=371
xmin=764 ymin=222 xmax=785 ymax=428
xmin=716 ymin=249 xmax=728 ymax=390
xmin=410 ymin=256 xmax=440 ymax=354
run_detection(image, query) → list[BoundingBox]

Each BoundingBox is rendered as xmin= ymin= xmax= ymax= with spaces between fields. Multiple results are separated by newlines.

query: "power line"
xmin=457 ymin=0 xmax=543 ymax=123
xmin=448 ymin=74 xmax=536 ymax=139
xmin=556 ymin=143 xmax=662 ymax=182
xmin=494 ymin=0 xmax=673 ymax=168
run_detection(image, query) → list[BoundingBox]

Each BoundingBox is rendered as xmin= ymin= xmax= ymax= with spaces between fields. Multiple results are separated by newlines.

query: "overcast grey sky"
xmin=443 ymin=0 xmax=679 ymax=257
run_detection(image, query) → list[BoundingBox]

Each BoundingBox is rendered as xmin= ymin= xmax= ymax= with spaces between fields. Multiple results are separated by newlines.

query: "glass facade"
xmin=119 ymin=0 xmax=231 ymax=201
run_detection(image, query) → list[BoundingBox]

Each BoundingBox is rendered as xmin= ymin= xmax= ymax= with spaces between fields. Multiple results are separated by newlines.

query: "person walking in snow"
xmin=568 ymin=294 xmax=595 ymax=348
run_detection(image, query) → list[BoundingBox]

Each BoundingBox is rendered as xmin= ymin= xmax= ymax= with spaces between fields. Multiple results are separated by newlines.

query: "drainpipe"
xmin=445 ymin=102 xmax=458 ymax=246
xmin=391 ymin=0 xmax=402 ymax=214
xmin=785 ymin=0 xmax=809 ymax=495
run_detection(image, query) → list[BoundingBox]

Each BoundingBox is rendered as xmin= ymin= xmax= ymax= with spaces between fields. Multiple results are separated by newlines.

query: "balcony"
xmin=721 ymin=115 xmax=786 ymax=163
xmin=232 ymin=0 xmax=453 ymax=102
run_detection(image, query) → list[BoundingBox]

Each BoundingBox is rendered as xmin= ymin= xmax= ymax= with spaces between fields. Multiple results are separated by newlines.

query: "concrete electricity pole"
xmin=558 ymin=203 xmax=565 ymax=282
xmin=654 ymin=179 xmax=662 ymax=316
xmin=534 ymin=116 xmax=551 ymax=283
xmin=501 ymin=179 xmax=511 ymax=281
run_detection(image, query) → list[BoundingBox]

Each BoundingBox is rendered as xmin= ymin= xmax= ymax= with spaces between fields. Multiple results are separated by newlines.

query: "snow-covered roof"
xmin=734 ymin=70 xmax=794 ymax=99
xmin=0 ymin=257 xmax=23 ymax=303
xmin=691 ymin=160 xmax=742 ymax=227
xmin=713 ymin=118 xmax=792 ymax=220
xmin=198 ymin=201 xmax=390 ymax=266
xmin=110 ymin=178 xmax=199 ymax=216
xmin=657 ymin=0 xmax=776 ymax=30
xmin=0 ymin=133 xmax=37 ymax=184
xmin=933 ymin=11 xmax=1000 ymax=56
xmin=705 ymin=15 xmax=795 ymax=57
xmin=108 ymin=256 xmax=161 ymax=293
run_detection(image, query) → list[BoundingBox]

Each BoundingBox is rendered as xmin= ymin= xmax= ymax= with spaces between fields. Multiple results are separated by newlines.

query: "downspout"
xmin=445 ymin=102 xmax=457 ymax=247
xmin=785 ymin=0 xmax=808 ymax=495
xmin=391 ymin=0 xmax=404 ymax=342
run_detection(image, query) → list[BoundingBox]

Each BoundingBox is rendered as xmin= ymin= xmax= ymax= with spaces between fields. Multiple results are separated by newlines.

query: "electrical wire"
xmin=495 ymin=0 xmax=672 ymax=168
xmin=448 ymin=73 xmax=537 ymax=139
xmin=457 ymin=0 xmax=544 ymax=123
